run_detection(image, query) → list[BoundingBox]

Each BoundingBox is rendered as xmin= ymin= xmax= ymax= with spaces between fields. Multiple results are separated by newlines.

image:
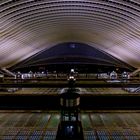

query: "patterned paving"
xmin=0 ymin=111 xmax=140 ymax=139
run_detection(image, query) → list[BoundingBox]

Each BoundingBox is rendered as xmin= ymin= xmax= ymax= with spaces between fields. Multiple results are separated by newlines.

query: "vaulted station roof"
xmin=0 ymin=0 xmax=140 ymax=69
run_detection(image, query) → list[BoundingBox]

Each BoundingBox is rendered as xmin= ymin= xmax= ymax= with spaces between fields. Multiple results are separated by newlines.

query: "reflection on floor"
xmin=0 ymin=111 xmax=140 ymax=139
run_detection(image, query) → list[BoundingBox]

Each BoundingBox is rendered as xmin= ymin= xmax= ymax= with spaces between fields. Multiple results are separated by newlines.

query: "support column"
xmin=1 ymin=68 xmax=15 ymax=77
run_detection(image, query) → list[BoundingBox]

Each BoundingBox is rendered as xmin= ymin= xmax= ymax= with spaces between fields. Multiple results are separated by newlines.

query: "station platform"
xmin=0 ymin=79 xmax=140 ymax=139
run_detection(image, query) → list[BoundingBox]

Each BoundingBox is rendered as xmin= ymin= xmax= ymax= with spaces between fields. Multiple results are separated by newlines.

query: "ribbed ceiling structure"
xmin=0 ymin=0 xmax=140 ymax=69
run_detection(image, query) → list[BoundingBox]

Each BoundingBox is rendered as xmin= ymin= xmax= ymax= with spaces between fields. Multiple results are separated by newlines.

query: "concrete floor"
xmin=0 ymin=87 xmax=132 ymax=95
